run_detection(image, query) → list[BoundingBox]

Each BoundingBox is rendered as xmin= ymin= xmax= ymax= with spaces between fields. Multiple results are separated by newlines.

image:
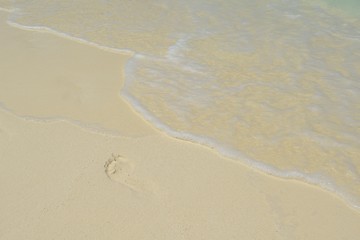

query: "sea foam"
xmin=1 ymin=0 xmax=360 ymax=210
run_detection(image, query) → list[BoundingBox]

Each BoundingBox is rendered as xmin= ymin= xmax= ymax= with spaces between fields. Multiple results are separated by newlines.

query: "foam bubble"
xmin=3 ymin=0 xmax=360 ymax=211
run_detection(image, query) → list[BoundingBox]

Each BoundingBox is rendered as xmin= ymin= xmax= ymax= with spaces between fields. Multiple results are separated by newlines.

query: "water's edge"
xmin=0 ymin=6 xmax=359 ymax=211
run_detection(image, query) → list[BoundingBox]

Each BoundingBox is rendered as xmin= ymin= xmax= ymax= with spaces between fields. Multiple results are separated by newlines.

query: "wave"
xmin=1 ymin=0 xmax=360 ymax=211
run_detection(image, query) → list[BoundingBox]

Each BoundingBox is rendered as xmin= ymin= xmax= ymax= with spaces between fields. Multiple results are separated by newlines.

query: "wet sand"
xmin=1 ymin=10 xmax=360 ymax=239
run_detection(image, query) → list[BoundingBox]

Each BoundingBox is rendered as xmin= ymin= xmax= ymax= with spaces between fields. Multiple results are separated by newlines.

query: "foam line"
xmin=121 ymin=88 xmax=360 ymax=211
xmin=6 ymin=20 xmax=134 ymax=56
xmin=3 ymin=3 xmax=360 ymax=212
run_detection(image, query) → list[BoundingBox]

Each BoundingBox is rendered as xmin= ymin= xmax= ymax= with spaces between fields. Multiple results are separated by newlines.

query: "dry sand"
xmin=1 ymin=10 xmax=360 ymax=239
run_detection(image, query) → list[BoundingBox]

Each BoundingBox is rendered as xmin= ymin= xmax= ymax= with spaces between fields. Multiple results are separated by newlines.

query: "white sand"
xmin=0 ymin=12 xmax=154 ymax=137
xmin=1 ymin=11 xmax=360 ymax=239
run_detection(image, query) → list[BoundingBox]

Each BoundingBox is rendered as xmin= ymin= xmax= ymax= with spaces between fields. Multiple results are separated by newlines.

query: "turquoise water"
xmin=322 ymin=0 xmax=360 ymax=17
xmin=1 ymin=0 xmax=360 ymax=209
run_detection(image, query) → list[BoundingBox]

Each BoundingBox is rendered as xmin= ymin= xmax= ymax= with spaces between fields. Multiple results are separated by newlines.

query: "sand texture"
xmin=1 ymin=11 xmax=360 ymax=239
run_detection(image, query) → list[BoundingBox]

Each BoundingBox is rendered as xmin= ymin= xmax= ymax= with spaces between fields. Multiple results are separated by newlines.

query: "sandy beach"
xmin=1 ymin=9 xmax=360 ymax=240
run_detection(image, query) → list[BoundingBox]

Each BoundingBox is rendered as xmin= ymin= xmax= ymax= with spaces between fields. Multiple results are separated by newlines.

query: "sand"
xmin=1 ymin=10 xmax=360 ymax=239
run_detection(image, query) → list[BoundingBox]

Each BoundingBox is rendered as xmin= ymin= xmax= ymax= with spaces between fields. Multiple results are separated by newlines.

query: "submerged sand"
xmin=1 ymin=10 xmax=360 ymax=239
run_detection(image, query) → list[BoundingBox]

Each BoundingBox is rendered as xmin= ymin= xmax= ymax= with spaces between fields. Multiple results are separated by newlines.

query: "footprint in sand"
xmin=104 ymin=154 xmax=152 ymax=193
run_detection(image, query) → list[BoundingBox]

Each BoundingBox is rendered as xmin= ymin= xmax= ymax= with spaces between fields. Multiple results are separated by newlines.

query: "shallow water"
xmin=1 ymin=0 xmax=360 ymax=209
xmin=322 ymin=0 xmax=360 ymax=17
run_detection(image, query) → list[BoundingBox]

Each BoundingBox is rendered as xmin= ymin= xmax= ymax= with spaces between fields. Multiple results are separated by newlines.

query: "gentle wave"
xmin=1 ymin=0 xmax=360 ymax=210
xmin=122 ymin=75 xmax=358 ymax=209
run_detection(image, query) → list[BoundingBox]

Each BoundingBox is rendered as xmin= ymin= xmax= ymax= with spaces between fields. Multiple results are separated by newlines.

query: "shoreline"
xmin=0 ymin=11 xmax=156 ymax=138
xmin=2 ymin=8 xmax=359 ymax=211
xmin=1 ymin=9 xmax=360 ymax=239
xmin=1 ymin=8 xmax=360 ymax=212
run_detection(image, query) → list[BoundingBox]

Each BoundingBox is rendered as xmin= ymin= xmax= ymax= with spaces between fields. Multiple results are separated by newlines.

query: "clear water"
xmin=1 ymin=0 xmax=360 ymax=209
xmin=322 ymin=0 xmax=360 ymax=17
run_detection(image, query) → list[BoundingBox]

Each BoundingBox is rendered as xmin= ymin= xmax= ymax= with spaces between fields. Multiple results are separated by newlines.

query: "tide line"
xmin=6 ymin=19 xmax=134 ymax=56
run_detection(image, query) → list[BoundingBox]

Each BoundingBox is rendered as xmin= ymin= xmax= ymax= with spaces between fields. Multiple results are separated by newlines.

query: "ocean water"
xmin=1 ymin=0 xmax=360 ymax=209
